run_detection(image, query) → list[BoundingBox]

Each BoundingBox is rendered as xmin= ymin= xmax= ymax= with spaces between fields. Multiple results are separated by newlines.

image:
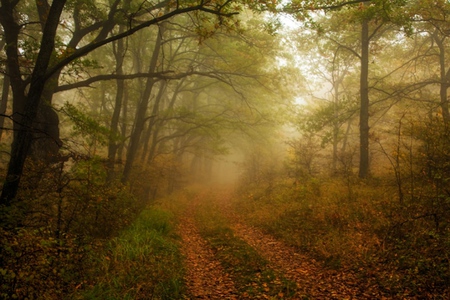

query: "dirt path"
xmin=178 ymin=215 xmax=239 ymax=299
xmin=178 ymin=189 xmax=384 ymax=299
xmin=214 ymin=190 xmax=385 ymax=299
xmin=230 ymin=221 xmax=380 ymax=299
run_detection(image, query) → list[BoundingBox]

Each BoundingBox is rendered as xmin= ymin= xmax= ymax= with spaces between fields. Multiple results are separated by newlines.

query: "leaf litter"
xmin=178 ymin=215 xmax=239 ymax=299
xmin=178 ymin=189 xmax=387 ymax=299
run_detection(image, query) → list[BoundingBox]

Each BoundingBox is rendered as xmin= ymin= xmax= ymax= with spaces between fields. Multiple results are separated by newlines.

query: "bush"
xmin=0 ymin=155 xmax=142 ymax=299
xmin=0 ymin=227 xmax=90 ymax=299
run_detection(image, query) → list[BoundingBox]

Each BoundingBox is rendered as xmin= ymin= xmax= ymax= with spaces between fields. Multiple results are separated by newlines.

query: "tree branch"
xmin=46 ymin=4 xmax=238 ymax=81
xmin=55 ymin=70 xmax=256 ymax=92
xmin=285 ymin=0 xmax=372 ymax=12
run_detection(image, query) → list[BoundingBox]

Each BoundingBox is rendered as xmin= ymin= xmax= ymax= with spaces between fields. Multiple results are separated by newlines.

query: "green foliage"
xmin=373 ymin=116 xmax=450 ymax=296
xmin=19 ymin=39 xmax=40 ymax=68
xmin=0 ymin=227 xmax=90 ymax=300
xmin=286 ymin=136 xmax=322 ymax=178
xmin=62 ymin=56 xmax=103 ymax=78
xmin=296 ymin=96 xmax=357 ymax=138
xmin=61 ymin=102 xmax=114 ymax=146
xmin=416 ymin=117 xmax=450 ymax=194
xmin=0 ymin=155 xmax=144 ymax=299
xmin=16 ymin=156 xmax=140 ymax=238
xmin=0 ymin=146 xmax=194 ymax=300
xmin=126 ymin=153 xmax=190 ymax=197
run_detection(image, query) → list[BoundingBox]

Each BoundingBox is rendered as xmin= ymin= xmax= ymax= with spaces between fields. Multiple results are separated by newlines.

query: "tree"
xmin=0 ymin=0 xmax=67 ymax=205
xmin=287 ymin=0 xmax=408 ymax=178
xmin=122 ymin=22 xmax=167 ymax=183
xmin=293 ymin=17 xmax=360 ymax=174
xmin=409 ymin=0 xmax=450 ymax=126
xmin=0 ymin=0 xmax=239 ymax=205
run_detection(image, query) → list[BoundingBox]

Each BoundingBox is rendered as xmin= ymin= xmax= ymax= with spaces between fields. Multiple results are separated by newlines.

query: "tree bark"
xmin=358 ymin=18 xmax=370 ymax=179
xmin=118 ymin=87 xmax=129 ymax=161
xmin=0 ymin=0 xmax=67 ymax=205
xmin=107 ymin=26 xmax=126 ymax=181
xmin=433 ymin=30 xmax=450 ymax=127
xmin=0 ymin=31 xmax=9 ymax=140
xmin=0 ymin=70 xmax=9 ymax=140
xmin=122 ymin=24 xmax=166 ymax=183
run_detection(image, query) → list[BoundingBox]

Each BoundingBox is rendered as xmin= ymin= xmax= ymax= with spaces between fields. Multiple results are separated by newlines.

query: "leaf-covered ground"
xmin=178 ymin=215 xmax=239 ymax=299
xmin=177 ymin=189 xmax=387 ymax=299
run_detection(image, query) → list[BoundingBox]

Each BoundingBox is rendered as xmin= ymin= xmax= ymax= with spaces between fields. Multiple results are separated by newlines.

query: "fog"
xmin=1 ymin=0 xmax=450 ymax=298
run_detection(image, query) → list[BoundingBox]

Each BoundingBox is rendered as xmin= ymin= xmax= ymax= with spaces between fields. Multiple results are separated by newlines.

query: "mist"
xmin=1 ymin=0 xmax=449 ymax=298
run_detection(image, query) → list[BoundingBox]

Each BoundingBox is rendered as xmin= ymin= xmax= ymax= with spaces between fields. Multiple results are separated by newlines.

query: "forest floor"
xmin=178 ymin=214 xmax=239 ymax=299
xmin=176 ymin=188 xmax=387 ymax=299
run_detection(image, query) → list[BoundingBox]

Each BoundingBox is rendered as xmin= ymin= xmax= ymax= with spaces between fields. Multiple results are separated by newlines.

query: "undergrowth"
xmin=72 ymin=207 xmax=184 ymax=300
xmin=234 ymin=177 xmax=450 ymax=299
xmin=1 ymin=160 xmax=187 ymax=300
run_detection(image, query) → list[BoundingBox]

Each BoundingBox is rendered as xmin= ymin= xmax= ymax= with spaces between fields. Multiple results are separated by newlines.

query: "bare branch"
xmin=46 ymin=4 xmax=238 ymax=81
xmin=55 ymin=70 xmax=257 ymax=92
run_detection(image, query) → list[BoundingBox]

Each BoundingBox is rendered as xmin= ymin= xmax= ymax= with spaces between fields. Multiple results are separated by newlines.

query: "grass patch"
xmin=72 ymin=207 xmax=185 ymax=300
xmin=195 ymin=198 xmax=296 ymax=299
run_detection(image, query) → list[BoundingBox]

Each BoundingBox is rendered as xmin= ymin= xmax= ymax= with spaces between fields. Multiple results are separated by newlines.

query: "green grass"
xmin=73 ymin=207 xmax=185 ymax=300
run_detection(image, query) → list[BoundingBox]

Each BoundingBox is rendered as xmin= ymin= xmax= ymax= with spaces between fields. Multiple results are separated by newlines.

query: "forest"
xmin=0 ymin=0 xmax=449 ymax=299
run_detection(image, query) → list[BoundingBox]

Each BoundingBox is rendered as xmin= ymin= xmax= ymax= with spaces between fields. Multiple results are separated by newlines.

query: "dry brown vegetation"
xmin=233 ymin=175 xmax=450 ymax=299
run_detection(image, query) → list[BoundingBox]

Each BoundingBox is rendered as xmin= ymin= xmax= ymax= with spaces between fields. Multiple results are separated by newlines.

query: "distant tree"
xmin=287 ymin=0 xmax=408 ymax=178
xmin=409 ymin=0 xmax=450 ymax=126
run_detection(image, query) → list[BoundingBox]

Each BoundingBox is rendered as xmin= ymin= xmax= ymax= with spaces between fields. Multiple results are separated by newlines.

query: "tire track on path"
xmin=214 ymin=190 xmax=385 ymax=299
xmin=178 ymin=213 xmax=239 ymax=299
xmin=231 ymin=221 xmax=377 ymax=299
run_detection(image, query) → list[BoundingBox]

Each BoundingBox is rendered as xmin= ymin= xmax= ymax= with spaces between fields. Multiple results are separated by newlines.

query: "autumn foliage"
xmin=234 ymin=120 xmax=450 ymax=298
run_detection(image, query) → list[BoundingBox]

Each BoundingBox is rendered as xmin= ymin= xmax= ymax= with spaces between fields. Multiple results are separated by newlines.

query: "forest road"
xmin=177 ymin=189 xmax=385 ymax=299
xmin=178 ymin=214 xmax=239 ymax=299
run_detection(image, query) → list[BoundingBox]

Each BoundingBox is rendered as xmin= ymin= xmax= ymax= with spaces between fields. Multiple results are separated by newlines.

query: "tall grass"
xmin=73 ymin=208 xmax=184 ymax=300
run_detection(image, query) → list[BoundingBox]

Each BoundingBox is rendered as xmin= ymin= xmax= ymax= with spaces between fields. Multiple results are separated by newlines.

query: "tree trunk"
xmin=117 ymin=87 xmax=129 ymax=161
xmin=0 ymin=31 xmax=9 ymax=140
xmin=332 ymin=74 xmax=342 ymax=174
xmin=29 ymin=76 xmax=63 ymax=164
xmin=146 ymin=81 xmax=184 ymax=164
xmin=141 ymin=80 xmax=167 ymax=161
xmin=0 ymin=70 xmax=9 ymax=140
xmin=0 ymin=0 xmax=67 ymax=205
xmin=107 ymin=27 xmax=126 ymax=181
xmin=122 ymin=24 xmax=165 ymax=183
xmin=433 ymin=30 xmax=450 ymax=126
xmin=358 ymin=18 xmax=370 ymax=179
